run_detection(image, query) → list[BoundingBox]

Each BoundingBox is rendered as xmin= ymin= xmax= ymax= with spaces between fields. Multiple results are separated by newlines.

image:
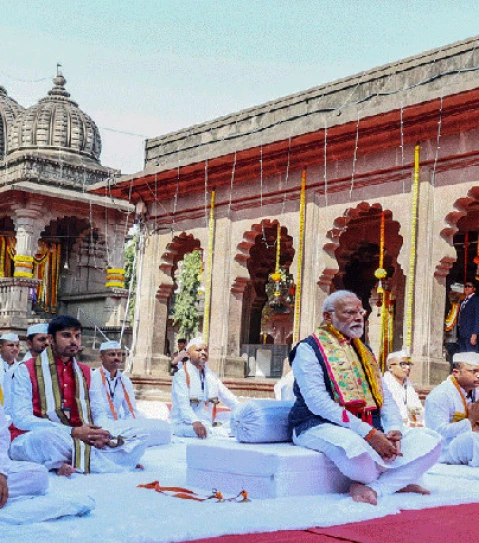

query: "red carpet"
xmin=190 ymin=503 xmax=479 ymax=543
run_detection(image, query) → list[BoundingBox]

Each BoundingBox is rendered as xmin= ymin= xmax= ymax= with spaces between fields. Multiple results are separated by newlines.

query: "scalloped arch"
xmin=159 ymin=232 xmax=202 ymax=277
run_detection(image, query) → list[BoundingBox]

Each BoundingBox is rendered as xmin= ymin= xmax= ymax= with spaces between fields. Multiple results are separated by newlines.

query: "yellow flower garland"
xmin=293 ymin=169 xmax=307 ymax=344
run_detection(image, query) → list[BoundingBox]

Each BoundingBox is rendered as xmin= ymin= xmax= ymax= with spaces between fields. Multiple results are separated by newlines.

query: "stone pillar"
xmin=405 ymin=171 xmax=450 ymax=386
xmin=224 ymin=276 xmax=250 ymax=377
xmin=105 ymin=218 xmax=127 ymax=289
xmin=2 ymin=206 xmax=44 ymax=328
xmin=133 ymin=231 xmax=171 ymax=375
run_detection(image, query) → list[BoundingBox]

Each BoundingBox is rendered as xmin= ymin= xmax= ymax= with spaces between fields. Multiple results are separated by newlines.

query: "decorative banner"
xmin=202 ymin=190 xmax=216 ymax=342
xmin=35 ymin=241 xmax=61 ymax=313
xmin=293 ymin=169 xmax=307 ymax=344
xmin=106 ymin=268 xmax=126 ymax=289
xmin=0 ymin=236 xmax=15 ymax=278
xmin=405 ymin=145 xmax=420 ymax=350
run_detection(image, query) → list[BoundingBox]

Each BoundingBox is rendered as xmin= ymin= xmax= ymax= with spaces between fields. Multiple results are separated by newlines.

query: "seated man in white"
xmin=9 ymin=315 xmax=147 ymax=477
xmin=91 ymin=340 xmax=170 ymax=447
xmin=383 ymin=350 xmax=424 ymax=427
xmin=289 ymin=290 xmax=441 ymax=505
xmin=21 ymin=323 xmax=50 ymax=363
xmin=0 ymin=384 xmax=49 ymax=507
xmin=0 ymin=333 xmax=21 ymax=422
xmin=425 ymin=351 xmax=479 ymax=466
xmin=171 ymin=337 xmax=239 ymax=438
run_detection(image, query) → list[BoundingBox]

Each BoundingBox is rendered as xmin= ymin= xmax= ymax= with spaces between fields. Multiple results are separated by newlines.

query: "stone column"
xmin=405 ymin=170 xmax=450 ymax=386
xmin=224 ymin=276 xmax=250 ymax=377
xmin=132 ymin=231 xmax=172 ymax=375
xmin=2 ymin=205 xmax=44 ymax=328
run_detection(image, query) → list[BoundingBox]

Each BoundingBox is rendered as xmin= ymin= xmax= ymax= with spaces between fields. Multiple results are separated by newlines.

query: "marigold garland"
xmin=293 ymin=169 xmax=306 ymax=344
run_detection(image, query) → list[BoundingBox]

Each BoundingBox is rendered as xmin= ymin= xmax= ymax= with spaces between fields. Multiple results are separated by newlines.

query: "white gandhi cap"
xmin=27 ymin=323 xmax=48 ymax=336
xmin=100 ymin=340 xmax=122 ymax=351
xmin=453 ymin=352 xmax=479 ymax=366
xmin=0 ymin=333 xmax=19 ymax=342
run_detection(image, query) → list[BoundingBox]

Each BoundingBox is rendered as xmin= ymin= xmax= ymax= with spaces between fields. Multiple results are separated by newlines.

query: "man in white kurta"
xmin=425 ymin=351 xmax=479 ymax=465
xmin=0 ymin=333 xmax=21 ymax=422
xmin=290 ymin=290 xmax=441 ymax=505
xmin=91 ymin=340 xmax=171 ymax=447
xmin=10 ymin=316 xmax=147 ymax=477
xmin=171 ymin=338 xmax=239 ymax=438
xmin=383 ymin=350 xmax=424 ymax=427
xmin=0 ymin=385 xmax=49 ymax=506
xmin=21 ymin=323 xmax=50 ymax=363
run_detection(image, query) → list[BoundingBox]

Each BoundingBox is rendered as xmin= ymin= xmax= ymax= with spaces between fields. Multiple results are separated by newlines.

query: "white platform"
xmin=186 ymin=438 xmax=350 ymax=499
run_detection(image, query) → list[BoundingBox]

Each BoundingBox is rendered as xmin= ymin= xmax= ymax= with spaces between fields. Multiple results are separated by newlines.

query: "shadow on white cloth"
xmin=0 ymin=492 xmax=95 ymax=524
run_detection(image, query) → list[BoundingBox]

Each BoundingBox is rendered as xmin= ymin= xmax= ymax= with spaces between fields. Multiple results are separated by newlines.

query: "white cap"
xmin=451 ymin=282 xmax=465 ymax=293
xmin=186 ymin=337 xmax=207 ymax=351
xmin=100 ymin=340 xmax=122 ymax=352
xmin=387 ymin=350 xmax=411 ymax=364
xmin=27 ymin=323 xmax=49 ymax=336
xmin=453 ymin=352 xmax=479 ymax=366
xmin=0 ymin=333 xmax=19 ymax=342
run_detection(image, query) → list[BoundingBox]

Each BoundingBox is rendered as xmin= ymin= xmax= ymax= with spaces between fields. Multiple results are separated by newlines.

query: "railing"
xmin=76 ymin=307 xmax=109 ymax=349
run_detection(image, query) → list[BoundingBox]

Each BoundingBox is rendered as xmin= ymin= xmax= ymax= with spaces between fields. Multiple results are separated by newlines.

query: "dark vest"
xmin=288 ymin=335 xmax=383 ymax=436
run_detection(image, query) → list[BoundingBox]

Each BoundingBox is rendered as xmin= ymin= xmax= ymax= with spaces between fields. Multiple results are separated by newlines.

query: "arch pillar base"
xmin=224 ymin=356 xmax=247 ymax=378
xmin=410 ymin=355 xmax=450 ymax=388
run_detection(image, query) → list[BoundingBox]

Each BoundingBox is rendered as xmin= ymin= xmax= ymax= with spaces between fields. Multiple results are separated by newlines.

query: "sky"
xmin=2 ymin=0 xmax=479 ymax=174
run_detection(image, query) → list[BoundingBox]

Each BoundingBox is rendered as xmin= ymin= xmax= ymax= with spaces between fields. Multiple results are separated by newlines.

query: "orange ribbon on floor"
xmin=138 ymin=481 xmax=250 ymax=502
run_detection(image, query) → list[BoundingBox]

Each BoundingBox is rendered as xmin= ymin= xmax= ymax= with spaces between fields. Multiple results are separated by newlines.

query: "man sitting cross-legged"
xmin=9 ymin=316 xmax=147 ymax=477
xmin=91 ymin=340 xmax=170 ymax=447
xmin=0 ymin=333 xmax=21 ymax=422
xmin=289 ymin=290 xmax=442 ymax=505
xmin=171 ymin=338 xmax=239 ymax=439
xmin=425 ymin=351 xmax=479 ymax=466
xmin=0 ymin=387 xmax=48 ymax=507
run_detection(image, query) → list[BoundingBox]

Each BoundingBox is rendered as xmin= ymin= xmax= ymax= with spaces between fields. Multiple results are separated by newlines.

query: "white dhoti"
xmin=5 ymin=461 xmax=49 ymax=499
xmin=172 ymin=421 xmax=231 ymax=439
xmin=294 ymin=424 xmax=441 ymax=497
xmin=109 ymin=419 xmax=171 ymax=447
xmin=10 ymin=428 xmax=147 ymax=473
xmin=443 ymin=432 xmax=479 ymax=466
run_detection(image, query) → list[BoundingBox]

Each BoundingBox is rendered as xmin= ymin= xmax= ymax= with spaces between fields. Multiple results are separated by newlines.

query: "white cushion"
xmin=186 ymin=439 xmax=350 ymax=499
xmin=232 ymin=400 xmax=294 ymax=443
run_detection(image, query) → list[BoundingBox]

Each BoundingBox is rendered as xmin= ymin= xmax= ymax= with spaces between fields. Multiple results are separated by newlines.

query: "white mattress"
xmin=186 ymin=439 xmax=350 ymax=498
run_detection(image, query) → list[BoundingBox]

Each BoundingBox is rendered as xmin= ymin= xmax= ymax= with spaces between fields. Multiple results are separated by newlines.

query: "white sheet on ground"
xmin=2 ymin=401 xmax=479 ymax=542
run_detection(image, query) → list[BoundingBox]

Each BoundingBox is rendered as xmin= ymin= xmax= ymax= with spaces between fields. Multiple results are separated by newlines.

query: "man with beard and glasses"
xmin=171 ymin=337 xmax=239 ymax=438
xmin=9 ymin=316 xmax=147 ymax=477
xmin=288 ymin=290 xmax=441 ymax=505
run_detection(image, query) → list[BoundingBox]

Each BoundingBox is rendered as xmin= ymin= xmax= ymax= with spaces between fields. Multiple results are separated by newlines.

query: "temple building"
xmin=0 ymin=72 xmax=133 ymax=348
xmin=93 ymin=36 xmax=479 ymax=390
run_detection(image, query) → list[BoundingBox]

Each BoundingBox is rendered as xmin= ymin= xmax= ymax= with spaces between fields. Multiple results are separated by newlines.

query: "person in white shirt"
xmin=171 ymin=337 xmax=239 ymax=438
xmin=425 ymin=351 xmax=479 ymax=465
xmin=91 ymin=341 xmax=171 ymax=447
xmin=21 ymin=323 xmax=50 ymax=363
xmin=0 ymin=333 xmax=21 ymax=421
xmin=0 ymin=387 xmax=49 ymax=507
xmin=383 ymin=350 xmax=424 ymax=427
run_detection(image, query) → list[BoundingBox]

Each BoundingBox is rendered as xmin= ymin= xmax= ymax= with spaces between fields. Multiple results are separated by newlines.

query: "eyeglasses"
xmin=465 ymin=284 xmax=474 ymax=288
xmin=461 ymin=368 xmax=479 ymax=376
xmin=331 ymin=309 xmax=367 ymax=317
xmin=390 ymin=362 xmax=412 ymax=368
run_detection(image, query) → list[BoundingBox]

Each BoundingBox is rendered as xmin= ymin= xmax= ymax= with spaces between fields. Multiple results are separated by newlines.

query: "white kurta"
xmin=2 ymin=360 xmax=19 ymax=422
xmin=425 ymin=376 xmax=479 ymax=465
xmin=171 ymin=362 xmax=239 ymax=437
xmin=0 ymin=392 xmax=49 ymax=501
xmin=9 ymin=363 xmax=148 ymax=473
xmin=91 ymin=367 xmax=171 ymax=446
xmin=383 ymin=371 xmax=424 ymax=426
xmin=274 ymin=371 xmax=296 ymax=401
xmin=292 ymin=342 xmax=441 ymax=497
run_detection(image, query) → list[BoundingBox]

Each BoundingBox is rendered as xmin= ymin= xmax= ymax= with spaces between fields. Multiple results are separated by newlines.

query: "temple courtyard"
xmin=0 ymin=401 xmax=478 ymax=543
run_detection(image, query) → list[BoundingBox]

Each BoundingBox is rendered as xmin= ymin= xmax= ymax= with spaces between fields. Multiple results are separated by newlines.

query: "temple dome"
xmin=8 ymin=73 xmax=102 ymax=161
xmin=0 ymin=86 xmax=24 ymax=159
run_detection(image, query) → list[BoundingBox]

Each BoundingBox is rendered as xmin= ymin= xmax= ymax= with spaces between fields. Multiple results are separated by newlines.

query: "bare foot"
xmin=397 ymin=484 xmax=430 ymax=495
xmin=56 ymin=463 xmax=76 ymax=477
xmin=350 ymin=482 xmax=378 ymax=505
xmin=135 ymin=463 xmax=145 ymax=470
